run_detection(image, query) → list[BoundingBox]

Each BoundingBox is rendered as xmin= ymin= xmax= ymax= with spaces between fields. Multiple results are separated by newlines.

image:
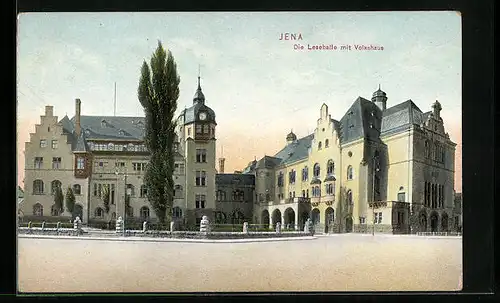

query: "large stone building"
xmin=19 ymin=82 xmax=457 ymax=234
xmin=241 ymin=87 xmax=457 ymax=234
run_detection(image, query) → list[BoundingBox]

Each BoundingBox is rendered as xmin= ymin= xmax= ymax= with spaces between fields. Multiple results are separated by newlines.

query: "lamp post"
xmin=371 ymin=154 xmax=380 ymax=236
xmin=115 ymin=168 xmax=129 ymax=237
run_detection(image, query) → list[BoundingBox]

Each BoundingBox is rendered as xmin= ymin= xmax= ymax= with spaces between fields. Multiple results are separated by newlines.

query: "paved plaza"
xmin=18 ymin=234 xmax=462 ymax=292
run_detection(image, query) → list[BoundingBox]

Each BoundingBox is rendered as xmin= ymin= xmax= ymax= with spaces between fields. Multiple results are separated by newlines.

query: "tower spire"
xmin=198 ymin=64 xmax=201 ymax=89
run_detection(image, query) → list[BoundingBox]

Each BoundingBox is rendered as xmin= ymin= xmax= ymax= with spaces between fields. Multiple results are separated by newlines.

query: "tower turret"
xmin=371 ymin=85 xmax=387 ymax=111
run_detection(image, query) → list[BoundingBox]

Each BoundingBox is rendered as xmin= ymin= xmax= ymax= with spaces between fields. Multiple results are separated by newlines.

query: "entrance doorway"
xmin=430 ymin=212 xmax=438 ymax=232
xmin=345 ymin=217 xmax=353 ymax=233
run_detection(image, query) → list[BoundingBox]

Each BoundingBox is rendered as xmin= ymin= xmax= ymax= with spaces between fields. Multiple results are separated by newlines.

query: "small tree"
xmin=54 ymin=186 xmax=64 ymax=215
xmin=65 ymin=187 xmax=75 ymax=215
xmin=101 ymin=185 xmax=110 ymax=213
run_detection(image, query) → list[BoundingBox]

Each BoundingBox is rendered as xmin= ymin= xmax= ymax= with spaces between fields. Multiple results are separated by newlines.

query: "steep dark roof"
xmin=338 ymin=97 xmax=382 ymax=144
xmin=274 ymin=134 xmax=314 ymax=165
xmin=74 ymin=133 xmax=89 ymax=152
xmin=255 ymin=156 xmax=282 ymax=169
xmin=183 ymin=103 xmax=216 ymax=125
xmin=381 ymin=100 xmax=427 ymax=136
xmin=71 ymin=116 xmax=145 ymax=140
xmin=215 ymin=174 xmax=255 ymax=186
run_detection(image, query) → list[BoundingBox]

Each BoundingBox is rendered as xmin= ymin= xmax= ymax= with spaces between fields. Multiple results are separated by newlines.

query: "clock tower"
xmin=180 ymin=76 xmax=217 ymax=227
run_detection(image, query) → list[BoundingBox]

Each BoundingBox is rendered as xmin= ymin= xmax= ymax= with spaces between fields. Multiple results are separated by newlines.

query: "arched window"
xmin=302 ymin=166 xmax=308 ymax=181
xmin=347 ymin=190 xmax=353 ymax=205
xmin=327 ymin=160 xmax=335 ymax=175
xmin=325 ymin=139 xmax=329 ymax=148
xmin=73 ymin=184 xmax=81 ymax=195
xmin=318 ymin=141 xmax=322 ymax=150
xmin=302 ymin=190 xmax=306 ymax=197
xmin=397 ymin=186 xmax=406 ymax=202
xmin=215 ymin=211 xmax=226 ymax=224
xmin=33 ymin=180 xmax=44 ymax=195
xmin=347 ymin=165 xmax=354 ymax=180
xmin=313 ymin=163 xmax=320 ymax=178
xmin=33 ymin=203 xmax=43 ymax=216
xmin=140 ymin=206 xmax=150 ymax=219
xmin=174 ymin=185 xmax=183 ymax=198
xmin=277 ymin=172 xmax=284 ymax=187
xmin=173 ymin=207 xmax=183 ymax=218
xmin=312 ymin=186 xmax=321 ymax=197
xmin=51 ymin=180 xmax=62 ymax=195
xmin=95 ymin=207 xmax=104 ymax=218
xmin=51 ymin=204 xmax=59 ymax=216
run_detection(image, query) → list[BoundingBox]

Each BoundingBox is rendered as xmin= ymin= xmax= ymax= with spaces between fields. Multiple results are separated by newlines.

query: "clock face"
xmin=199 ymin=112 xmax=207 ymax=120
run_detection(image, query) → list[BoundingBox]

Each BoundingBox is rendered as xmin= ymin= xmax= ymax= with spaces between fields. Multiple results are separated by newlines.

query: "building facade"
xmin=20 ymin=84 xmax=457 ymax=233
xmin=243 ymin=88 xmax=457 ymax=234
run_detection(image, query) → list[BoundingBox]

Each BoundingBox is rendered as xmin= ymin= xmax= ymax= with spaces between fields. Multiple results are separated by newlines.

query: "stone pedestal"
xmin=41 ymin=221 xmax=46 ymax=231
xmin=56 ymin=222 xmax=61 ymax=230
xmin=170 ymin=221 xmax=175 ymax=232
xmin=276 ymin=222 xmax=281 ymax=234
xmin=73 ymin=217 xmax=82 ymax=230
xmin=200 ymin=216 xmax=210 ymax=233
xmin=243 ymin=222 xmax=249 ymax=234
xmin=143 ymin=221 xmax=148 ymax=232
xmin=116 ymin=217 xmax=124 ymax=234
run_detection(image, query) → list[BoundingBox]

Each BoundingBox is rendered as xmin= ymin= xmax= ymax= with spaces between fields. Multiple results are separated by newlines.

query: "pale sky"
xmin=17 ymin=11 xmax=462 ymax=191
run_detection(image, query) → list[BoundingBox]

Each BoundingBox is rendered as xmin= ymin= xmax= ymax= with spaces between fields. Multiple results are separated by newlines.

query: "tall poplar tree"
xmin=138 ymin=41 xmax=180 ymax=224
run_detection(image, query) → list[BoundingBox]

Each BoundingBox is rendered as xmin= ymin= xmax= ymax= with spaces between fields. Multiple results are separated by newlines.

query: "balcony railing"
xmin=368 ymin=201 xmax=411 ymax=209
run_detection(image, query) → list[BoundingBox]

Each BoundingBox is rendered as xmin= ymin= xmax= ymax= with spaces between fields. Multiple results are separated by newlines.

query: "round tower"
xmin=372 ymin=85 xmax=388 ymax=111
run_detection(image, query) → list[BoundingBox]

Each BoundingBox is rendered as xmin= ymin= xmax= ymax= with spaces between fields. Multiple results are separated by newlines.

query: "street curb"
xmin=18 ymin=234 xmax=318 ymax=243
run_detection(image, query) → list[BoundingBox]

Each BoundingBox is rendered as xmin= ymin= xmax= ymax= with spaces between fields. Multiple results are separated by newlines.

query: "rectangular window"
xmin=203 ymin=125 xmax=209 ymax=134
xmin=115 ymin=162 xmax=125 ymax=168
xmin=51 ymin=140 xmax=58 ymax=149
xmin=52 ymin=157 xmax=62 ymax=169
xmin=195 ymin=194 xmax=206 ymax=209
xmin=359 ymin=217 xmax=366 ymax=224
xmin=76 ymin=157 xmax=85 ymax=169
xmin=397 ymin=192 xmax=405 ymax=202
xmin=94 ymin=184 xmax=97 ymax=196
xmin=188 ymin=128 xmax=191 ymax=136
xmin=195 ymin=171 xmax=207 ymax=186
xmin=196 ymin=125 xmax=202 ymax=134
xmin=98 ymin=184 xmax=102 ymax=197
xmin=375 ymin=212 xmax=383 ymax=224
xmin=40 ymin=139 xmax=47 ymax=148
xmin=34 ymin=157 xmax=43 ymax=169
xmin=196 ymin=149 xmax=207 ymax=163
xmin=140 ymin=186 xmax=148 ymax=198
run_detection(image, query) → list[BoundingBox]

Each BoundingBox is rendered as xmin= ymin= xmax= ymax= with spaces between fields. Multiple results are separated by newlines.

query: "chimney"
xmin=218 ymin=158 xmax=226 ymax=174
xmin=45 ymin=106 xmax=54 ymax=117
xmin=75 ymin=99 xmax=81 ymax=137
